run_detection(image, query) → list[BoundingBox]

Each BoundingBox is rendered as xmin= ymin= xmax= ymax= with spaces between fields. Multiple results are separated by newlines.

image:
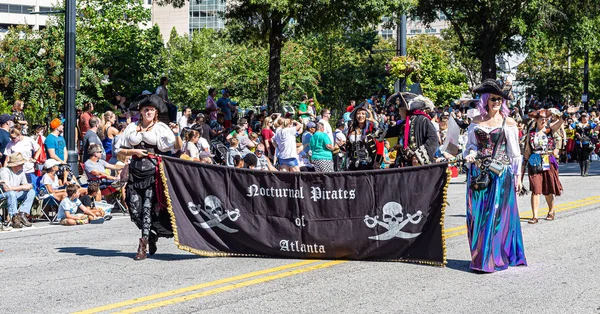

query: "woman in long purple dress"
xmin=463 ymin=79 xmax=527 ymax=273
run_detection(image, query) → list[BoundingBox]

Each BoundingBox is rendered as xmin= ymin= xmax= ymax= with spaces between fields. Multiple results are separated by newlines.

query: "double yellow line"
xmin=443 ymin=196 xmax=600 ymax=239
xmin=74 ymin=260 xmax=344 ymax=314
xmin=77 ymin=196 xmax=600 ymax=314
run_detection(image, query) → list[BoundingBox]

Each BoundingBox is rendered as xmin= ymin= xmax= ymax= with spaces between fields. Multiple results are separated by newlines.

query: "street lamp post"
xmin=30 ymin=1 xmax=78 ymax=176
xmin=64 ymin=0 xmax=78 ymax=176
xmin=395 ymin=14 xmax=407 ymax=93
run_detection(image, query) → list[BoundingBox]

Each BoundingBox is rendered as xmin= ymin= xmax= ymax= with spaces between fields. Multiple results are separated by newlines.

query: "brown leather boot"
xmin=134 ymin=238 xmax=148 ymax=261
xmin=19 ymin=212 xmax=32 ymax=227
xmin=11 ymin=215 xmax=23 ymax=229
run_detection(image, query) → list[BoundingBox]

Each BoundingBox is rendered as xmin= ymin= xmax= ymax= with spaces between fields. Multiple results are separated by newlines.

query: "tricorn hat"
xmin=129 ymin=94 xmax=168 ymax=114
xmin=387 ymin=92 xmax=434 ymax=112
xmin=349 ymin=102 xmax=372 ymax=120
xmin=473 ymin=79 xmax=510 ymax=99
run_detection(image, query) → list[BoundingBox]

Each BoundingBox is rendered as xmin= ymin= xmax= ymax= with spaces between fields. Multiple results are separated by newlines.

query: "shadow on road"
xmin=445 ymin=259 xmax=472 ymax=273
xmin=56 ymin=247 xmax=202 ymax=261
xmin=558 ymin=162 xmax=598 ymax=177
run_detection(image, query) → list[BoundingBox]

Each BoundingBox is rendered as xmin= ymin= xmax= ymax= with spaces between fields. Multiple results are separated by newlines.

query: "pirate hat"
xmin=473 ymin=79 xmax=510 ymax=99
xmin=129 ymin=94 xmax=168 ymax=114
xmin=388 ymin=92 xmax=434 ymax=112
xmin=349 ymin=102 xmax=372 ymax=120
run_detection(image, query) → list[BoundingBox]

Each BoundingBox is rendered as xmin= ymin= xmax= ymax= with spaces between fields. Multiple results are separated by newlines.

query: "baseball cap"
xmin=307 ymin=121 xmax=317 ymax=129
xmin=50 ymin=118 xmax=65 ymax=130
xmin=0 ymin=114 xmax=14 ymax=125
xmin=44 ymin=159 xmax=61 ymax=169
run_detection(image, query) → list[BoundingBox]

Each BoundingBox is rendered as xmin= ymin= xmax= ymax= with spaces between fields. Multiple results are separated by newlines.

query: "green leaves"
xmin=163 ymin=29 xmax=319 ymax=109
xmin=0 ymin=0 xmax=163 ymax=124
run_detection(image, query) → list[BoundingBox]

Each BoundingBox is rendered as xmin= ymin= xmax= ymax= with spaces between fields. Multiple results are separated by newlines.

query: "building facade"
xmin=379 ymin=11 xmax=450 ymax=40
xmin=152 ymin=0 xmax=226 ymax=42
xmin=0 ymin=0 xmax=56 ymax=36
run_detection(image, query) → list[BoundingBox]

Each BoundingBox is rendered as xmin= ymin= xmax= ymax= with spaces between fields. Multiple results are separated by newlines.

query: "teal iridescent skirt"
xmin=466 ymin=165 xmax=527 ymax=272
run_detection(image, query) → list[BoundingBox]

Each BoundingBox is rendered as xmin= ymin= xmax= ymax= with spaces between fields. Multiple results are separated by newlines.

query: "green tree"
xmin=415 ymin=1 xmax=536 ymax=80
xmin=0 ymin=0 xmax=163 ymax=123
xmin=301 ymin=29 xmax=392 ymax=112
xmin=0 ymin=25 xmax=103 ymax=124
xmin=163 ymin=28 xmax=319 ymax=110
xmin=405 ymin=35 xmax=468 ymax=106
xmin=75 ymin=0 xmax=164 ymax=105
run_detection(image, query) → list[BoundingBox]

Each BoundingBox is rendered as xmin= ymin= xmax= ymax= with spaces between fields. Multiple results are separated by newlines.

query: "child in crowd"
xmin=226 ymin=137 xmax=242 ymax=167
xmin=79 ymin=182 xmax=109 ymax=219
xmin=249 ymin=132 xmax=259 ymax=152
xmin=57 ymin=184 xmax=101 ymax=226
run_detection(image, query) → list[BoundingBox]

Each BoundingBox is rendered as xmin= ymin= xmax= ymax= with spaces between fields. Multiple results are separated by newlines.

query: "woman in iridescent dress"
xmin=463 ymin=79 xmax=526 ymax=273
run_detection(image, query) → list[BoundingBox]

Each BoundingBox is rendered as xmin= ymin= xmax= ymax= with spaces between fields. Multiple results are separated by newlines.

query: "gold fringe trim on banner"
xmin=160 ymin=160 xmax=451 ymax=265
xmin=159 ymin=161 xmax=269 ymax=259
xmin=439 ymin=168 xmax=451 ymax=267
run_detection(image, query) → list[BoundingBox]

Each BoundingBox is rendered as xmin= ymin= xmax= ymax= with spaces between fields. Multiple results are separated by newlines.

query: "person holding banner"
xmin=114 ymin=94 xmax=182 ymax=261
xmin=463 ymin=79 xmax=526 ymax=273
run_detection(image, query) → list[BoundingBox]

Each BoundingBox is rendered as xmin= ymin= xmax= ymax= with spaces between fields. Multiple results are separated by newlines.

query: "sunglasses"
xmin=489 ymin=97 xmax=503 ymax=103
xmin=256 ymin=150 xmax=264 ymax=154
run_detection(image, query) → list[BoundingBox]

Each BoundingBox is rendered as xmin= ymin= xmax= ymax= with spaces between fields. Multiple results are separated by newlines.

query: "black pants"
xmin=126 ymin=185 xmax=154 ymax=240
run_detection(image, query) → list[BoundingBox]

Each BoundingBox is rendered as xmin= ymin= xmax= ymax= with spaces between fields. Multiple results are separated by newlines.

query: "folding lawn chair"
xmin=32 ymin=176 xmax=60 ymax=222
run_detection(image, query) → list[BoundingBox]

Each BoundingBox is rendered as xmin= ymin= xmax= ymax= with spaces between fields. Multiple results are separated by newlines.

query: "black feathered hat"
xmin=387 ymin=92 xmax=434 ymax=112
xmin=473 ymin=79 xmax=510 ymax=99
xmin=129 ymin=94 xmax=168 ymax=114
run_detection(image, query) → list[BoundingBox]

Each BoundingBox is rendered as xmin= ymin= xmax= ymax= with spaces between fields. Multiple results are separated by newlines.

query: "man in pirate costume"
xmin=389 ymin=92 xmax=439 ymax=167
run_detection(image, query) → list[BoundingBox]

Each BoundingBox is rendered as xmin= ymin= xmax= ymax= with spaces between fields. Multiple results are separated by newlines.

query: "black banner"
xmin=160 ymin=157 xmax=449 ymax=265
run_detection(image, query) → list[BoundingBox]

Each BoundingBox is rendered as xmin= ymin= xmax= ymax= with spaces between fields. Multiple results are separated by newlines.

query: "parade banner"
xmin=160 ymin=157 xmax=449 ymax=266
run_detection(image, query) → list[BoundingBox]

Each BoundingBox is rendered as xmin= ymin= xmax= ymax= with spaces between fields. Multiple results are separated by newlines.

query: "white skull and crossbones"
xmin=364 ymin=202 xmax=423 ymax=240
xmin=188 ymin=195 xmax=240 ymax=233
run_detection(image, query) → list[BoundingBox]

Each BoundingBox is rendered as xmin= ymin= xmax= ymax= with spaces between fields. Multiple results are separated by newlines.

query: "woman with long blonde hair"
xmin=261 ymin=116 xmax=275 ymax=158
xmin=100 ymin=111 xmax=119 ymax=161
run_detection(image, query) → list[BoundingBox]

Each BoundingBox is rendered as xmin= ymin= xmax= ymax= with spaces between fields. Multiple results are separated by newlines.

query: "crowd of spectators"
xmin=2 ymin=76 xmax=600 ymax=231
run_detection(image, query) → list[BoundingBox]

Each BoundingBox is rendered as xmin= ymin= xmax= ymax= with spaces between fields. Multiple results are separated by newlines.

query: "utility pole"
xmin=64 ymin=0 xmax=78 ymax=176
xmin=395 ymin=13 xmax=407 ymax=93
xmin=583 ymin=50 xmax=589 ymax=111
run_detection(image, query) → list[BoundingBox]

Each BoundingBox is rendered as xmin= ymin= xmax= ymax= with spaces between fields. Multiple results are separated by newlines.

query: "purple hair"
xmin=477 ymin=93 xmax=510 ymax=117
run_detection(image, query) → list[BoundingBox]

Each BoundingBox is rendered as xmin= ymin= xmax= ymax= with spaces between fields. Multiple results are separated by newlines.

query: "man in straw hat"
xmin=0 ymin=153 xmax=35 ymax=229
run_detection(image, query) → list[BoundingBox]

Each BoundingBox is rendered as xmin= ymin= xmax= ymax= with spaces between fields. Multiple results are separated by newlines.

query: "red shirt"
xmin=262 ymin=128 xmax=274 ymax=141
xmin=79 ymin=112 xmax=92 ymax=136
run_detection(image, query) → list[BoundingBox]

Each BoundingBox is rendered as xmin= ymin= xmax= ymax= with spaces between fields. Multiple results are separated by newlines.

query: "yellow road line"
xmin=73 ymin=260 xmax=321 ymax=314
xmin=520 ymin=200 xmax=600 ymax=219
xmin=443 ymin=196 xmax=600 ymax=235
xmin=79 ymin=195 xmax=600 ymax=313
xmin=115 ymin=261 xmax=347 ymax=314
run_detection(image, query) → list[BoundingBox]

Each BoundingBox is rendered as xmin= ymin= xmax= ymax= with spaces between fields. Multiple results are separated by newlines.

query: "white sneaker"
xmin=1 ymin=222 xmax=12 ymax=231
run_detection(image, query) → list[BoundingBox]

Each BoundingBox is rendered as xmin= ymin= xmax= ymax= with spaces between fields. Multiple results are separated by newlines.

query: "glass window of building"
xmin=189 ymin=0 xmax=226 ymax=32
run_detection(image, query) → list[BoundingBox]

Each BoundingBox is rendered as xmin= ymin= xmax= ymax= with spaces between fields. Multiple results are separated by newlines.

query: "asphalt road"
xmin=1 ymin=162 xmax=599 ymax=314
